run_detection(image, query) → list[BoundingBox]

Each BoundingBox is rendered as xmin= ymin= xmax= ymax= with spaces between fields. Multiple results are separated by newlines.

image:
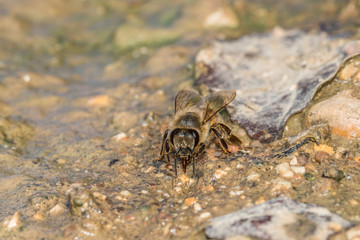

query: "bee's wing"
xmin=175 ymin=89 xmax=206 ymax=113
xmin=203 ymin=90 xmax=236 ymax=123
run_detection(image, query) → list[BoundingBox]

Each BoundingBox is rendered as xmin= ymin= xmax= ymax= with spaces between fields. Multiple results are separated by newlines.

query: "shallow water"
xmin=0 ymin=0 xmax=360 ymax=239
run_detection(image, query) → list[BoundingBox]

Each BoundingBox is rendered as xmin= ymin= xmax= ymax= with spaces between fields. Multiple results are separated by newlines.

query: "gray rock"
xmin=205 ymin=197 xmax=353 ymax=240
xmin=196 ymin=29 xmax=359 ymax=142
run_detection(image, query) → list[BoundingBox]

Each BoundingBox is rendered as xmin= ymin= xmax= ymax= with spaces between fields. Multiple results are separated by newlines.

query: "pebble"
xmin=144 ymin=166 xmax=155 ymax=173
xmin=32 ymin=213 xmax=45 ymax=221
xmin=315 ymin=151 xmax=330 ymax=163
xmin=141 ymin=190 xmax=149 ymax=194
xmin=276 ymin=162 xmax=294 ymax=178
xmin=193 ymin=203 xmax=202 ymax=211
xmin=306 ymin=90 xmax=360 ymax=139
xmin=87 ymin=95 xmax=113 ymax=107
xmin=185 ymin=197 xmax=197 ymax=206
xmin=179 ymin=174 xmax=190 ymax=184
xmin=199 ymin=212 xmax=212 ymax=220
xmin=290 ymin=166 xmax=305 ymax=175
xmin=247 ymin=173 xmax=260 ymax=182
xmin=120 ymin=190 xmax=131 ymax=197
xmin=49 ymin=203 xmax=65 ymax=215
xmin=112 ymin=132 xmax=127 ymax=141
xmin=337 ymin=58 xmax=360 ymax=81
xmin=289 ymin=156 xmax=298 ymax=165
xmin=3 ymin=211 xmax=21 ymax=230
xmin=314 ymin=144 xmax=334 ymax=155
xmin=173 ymin=187 xmax=182 ymax=193
xmin=270 ymin=179 xmax=292 ymax=195
xmin=201 ymin=185 xmax=215 ymax=192
xmin=92 ymin=192 xmax=107 ymax=201
xmin=204 ymin=7 xmax=239 ymax=28
xmin=230 ymin=191 xmax=244 ymax=197
xmin=214 ymin=169 xmax=227 ymax=179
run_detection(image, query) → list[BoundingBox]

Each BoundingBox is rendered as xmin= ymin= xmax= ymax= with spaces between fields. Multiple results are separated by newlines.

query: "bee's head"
xmin=170 ymin=128 xmax=199 ymax=156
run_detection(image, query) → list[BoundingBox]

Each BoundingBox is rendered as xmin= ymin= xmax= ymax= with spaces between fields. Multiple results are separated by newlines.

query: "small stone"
xmin=276 ymin=162 xmax=294 ymax=178
xmin=255 ymin=196 xmax=266 ymax=205
xmin=141 ymin=190 xmax=149 ymax=194
xmin=314 ymin=144 xmax=334 ymax=155
xmin=155 ymin=172 xmax=165 ymax=178
xmin=120 ymin=190 xmax=131 ymax=197
xmin=92 ymin=192 xmax=107 ymax=201
xmin=194 ymin=203 xmax=202 ymax=211
xmin=201 ymin=185 xmax=215 ymax=192
xmin=49 ymin=204 xmax=65 ymax=215
xmin=56 ymin=158 xmax=67 ymax=164
xmin=337 ymin=58 xmax=360 ymax=81
xmin=291 ymin=166 xmax=305 ymax=175
xmin=199 ymin=212 xmax=212 ymax=220
xmin=345 ymin=225 xmax=360 ymax=240
xmin=204 ymin=7 xmax=239 ymax=29
xmin=173 ymin=187 xmax=182 ymax=193
xmin=87 ymin=95 xmax=112 ymax=107
xmin=144 ymin=166 xmax=155 ymax=173
xmin=179 ymin=174 xmax=190 ymax=184
xmin=247 ymin=173 xmax=260 ymax=181
xmin=306 ymin=90 xmax=360 ymax=139
xmin=214 ymin=169 xmax=227 ymax=179
xmin=270 ymin=179 xmax=292 ymax=195
xmin=32 ymin=213 xmax=45 ymax=221
xmin=230 ymin=191 xmax=244 ymax=197
xmin=113 ymin=132 xmax=127 ymax=141
xmin=289 ymin=156 xmax=298 ymax=165
xmin=3 ymin=211 xmax=21 ymax=230
xmin=185 ymin=197 xmax=197 ymax=206
xmin=315 ymin=151 xmax=330 ymax=163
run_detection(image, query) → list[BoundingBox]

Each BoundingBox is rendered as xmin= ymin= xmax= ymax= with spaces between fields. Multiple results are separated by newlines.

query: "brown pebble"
xmin=184 ymin=197 xmax=196 ymax=206
xmin=92 ymin=192 xmax=107 ymax=201
xmin=201 ymin=185 xmax=215 ymax=192
xmin=314 ymin=144 xmax=334 ymax=155
xmin=49 ymin=204 xmax=65 ymax=215
xmin=87 ymin=95 xmax=112 ymax=107
xmin=179 ymin=174 xmax=190 ymax=184
xmin=32 ymin=212 xmax=45 ymax=221
xmin=315 ymin=151 xmax=330 ymax=163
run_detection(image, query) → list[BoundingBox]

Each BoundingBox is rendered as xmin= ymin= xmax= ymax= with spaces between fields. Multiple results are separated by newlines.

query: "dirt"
xmin=1 ymin=0 xmax=360 ymax=239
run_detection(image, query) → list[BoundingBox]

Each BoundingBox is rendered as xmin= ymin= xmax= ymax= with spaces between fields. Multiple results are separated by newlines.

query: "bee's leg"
xmin=210 ymin=123 xmax=249 ymax=153
xmin=165 ymin=139 xmax=170 ymax=164
xmin=174 ymin=156 xmax=178 ymax=178
xmin=210 ymin=126 xmax=230 ymax=153
xmin=157 ymin=129 xmax=169 ymax=161
xmin=197 ymin=142 xmax=205 ymax=156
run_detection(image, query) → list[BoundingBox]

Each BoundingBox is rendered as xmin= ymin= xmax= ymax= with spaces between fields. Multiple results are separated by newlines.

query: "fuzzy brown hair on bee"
xmin=157 ymin=89 xmax=242 ymax=177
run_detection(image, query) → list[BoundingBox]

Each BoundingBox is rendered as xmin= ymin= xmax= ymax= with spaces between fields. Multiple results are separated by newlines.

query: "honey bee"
xmin=157 ymin=89 xmax=242 ymax=177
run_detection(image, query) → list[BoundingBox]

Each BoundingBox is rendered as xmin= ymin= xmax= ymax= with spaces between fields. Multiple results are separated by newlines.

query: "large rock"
xmin=196 ymin=28 xmax=360 ymax=142
xmin=205 ymin=197 xmax=353 ymax=240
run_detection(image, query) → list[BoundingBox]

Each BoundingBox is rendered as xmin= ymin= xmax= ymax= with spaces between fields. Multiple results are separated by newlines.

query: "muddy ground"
xmin=1 ymin=0 xmax=360 ymax=239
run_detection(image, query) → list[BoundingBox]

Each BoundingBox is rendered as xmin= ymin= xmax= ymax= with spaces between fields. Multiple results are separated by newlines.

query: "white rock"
xmin=247 ymin=173 xmax=260 ymax=181
xmin=214 ymin=169 xmax=227 ymax=179
xmin=194 ymin=203 xmax=202 ymax=212
xmin=276 ymin=162 xmax=294 ymax=178
xmin=3 ymin=211 xmax=21 ymax=230
xmin=289 ymin=156 xmax=298 ymax=165
xmin=120 ymin=190 xmax=131 ymax=197
xmin=199 ymin=212 xmax=212 ymax=220
xmin=291 ymin=166 xmax=306 ymax=175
